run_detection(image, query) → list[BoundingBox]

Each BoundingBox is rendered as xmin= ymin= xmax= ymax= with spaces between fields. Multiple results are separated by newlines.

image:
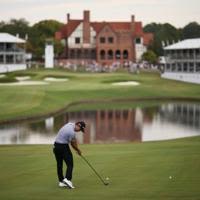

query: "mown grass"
xmin=0 ymin=68 xmax=199 ymax=121
xmin=0 ymin=137 xmax=200 ymax=200
xmin=0 ymin=69 xmax=200 ymax=200
xmin=0 ymin=73 xmax=17 ymax=83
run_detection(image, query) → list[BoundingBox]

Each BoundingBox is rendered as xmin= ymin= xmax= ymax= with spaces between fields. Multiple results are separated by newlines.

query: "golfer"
xmin=53 ymin=121 xmax=86 ymax=189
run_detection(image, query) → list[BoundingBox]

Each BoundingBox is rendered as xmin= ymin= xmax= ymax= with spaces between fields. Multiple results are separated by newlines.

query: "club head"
xmin=104 ymin=182 xmax=109 ymax=186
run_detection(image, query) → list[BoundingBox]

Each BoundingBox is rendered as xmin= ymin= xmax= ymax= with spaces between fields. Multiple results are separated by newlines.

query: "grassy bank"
xmin=0 ymin=137 xmax=200 ymax=200
xmin=0 ymin=69 xmax=199 ymax=121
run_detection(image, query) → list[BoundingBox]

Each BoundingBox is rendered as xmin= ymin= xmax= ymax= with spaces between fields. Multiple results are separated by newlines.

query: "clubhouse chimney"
xmin=67 ymin=13 xmax=70 ymax=23
xmin=83 ymin=10 xmax=90 ymax=44
xmin=131 ymin=15 xmax=135 ymax=33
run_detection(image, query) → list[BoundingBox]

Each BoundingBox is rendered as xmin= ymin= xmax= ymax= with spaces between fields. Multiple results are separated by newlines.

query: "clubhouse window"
xmin=135 ymin=38 xmax=141 ymax=44
xmin=75 ymin=37 xmax=80 ymax=44
xmin=0 ymin=55 xmax=3 ymax=63
xmin=100 ymin=37 xmax=106 ymax=43
xmin=108 ymin=37 xmax=113 ymax=43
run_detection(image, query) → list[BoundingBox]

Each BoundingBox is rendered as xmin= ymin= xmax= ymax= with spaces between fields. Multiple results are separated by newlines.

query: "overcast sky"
xmin=0 ymin=0 xmax=199 ymax=27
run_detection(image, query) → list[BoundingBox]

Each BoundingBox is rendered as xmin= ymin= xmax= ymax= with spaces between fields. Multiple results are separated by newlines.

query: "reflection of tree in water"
xmin=25 ymin=112 xmax=69 ymax=135
xmin=27 ymin=120 xmax=46 ymax=133
xmin=54 ymin=113 xmax=69 ymax=132
xmin=142 ymin=106 xmax=159 ymax=122
xmin=159 ymin=103 xmax=200 ymax=129
xmin=10 ymin=126 xmax=30 ymax=143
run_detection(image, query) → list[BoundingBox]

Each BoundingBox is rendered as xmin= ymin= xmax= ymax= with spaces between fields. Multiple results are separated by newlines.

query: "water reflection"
xmin=142 ymin=103 xmax=200 ymax=141
xmin=0 ymin=102 xmax=200 ymax=144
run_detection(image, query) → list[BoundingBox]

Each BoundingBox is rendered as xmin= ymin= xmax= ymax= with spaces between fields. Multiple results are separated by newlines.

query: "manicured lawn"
xmin=0 ymin=137 xmax=200 ymax=200
xmin=0 ymin=68 xmax=199 ymax=121
xmin=0 ymin=69 xmax=200 ymax=200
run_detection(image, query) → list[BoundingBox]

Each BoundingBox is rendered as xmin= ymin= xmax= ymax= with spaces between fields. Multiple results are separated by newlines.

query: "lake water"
xmin=0 ymin=102 xmax=200 ymax=144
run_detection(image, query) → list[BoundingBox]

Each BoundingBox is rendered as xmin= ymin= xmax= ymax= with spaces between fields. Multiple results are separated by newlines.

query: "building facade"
xmin=162 ymin=38 xmax=200 ymax=84
xmin=55 ymin=10 xmax=153 ymax=66
xmin=0 ymin=33 xmax=26 ymax=73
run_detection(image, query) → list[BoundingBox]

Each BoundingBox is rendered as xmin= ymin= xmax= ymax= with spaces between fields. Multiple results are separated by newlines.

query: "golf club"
xmin=80 ymin=155 xmax=109 ymax=186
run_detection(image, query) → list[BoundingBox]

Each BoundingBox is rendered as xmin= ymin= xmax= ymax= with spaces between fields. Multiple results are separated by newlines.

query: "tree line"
xmin=0 ymin=18 xmax=64 ymax=60
xmin=0 ymin=18 xmax=200 ymax=62
xmin=144 ymin=22 xmax=200 ymax=56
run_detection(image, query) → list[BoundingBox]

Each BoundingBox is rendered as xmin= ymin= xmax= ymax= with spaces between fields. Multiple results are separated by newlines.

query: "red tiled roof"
xmin=91 ymin=21 xmax=144 ymax=35
xmin=67 ymin=20 xmax=82 ymax=36
xmin=59 ymin=20 xmax=82 ymax=38
xmin=134 ymin=22 xmax=143 ymax=36
xmin=90 ymin=22 xmax=105 ymax=33
xmin=91 ymin=22 xmax=131 ymax=33
xmin=109 ymin=22 xmax=130 ymax=31
xmin=57 ymin=20 xmax=153 ymax=46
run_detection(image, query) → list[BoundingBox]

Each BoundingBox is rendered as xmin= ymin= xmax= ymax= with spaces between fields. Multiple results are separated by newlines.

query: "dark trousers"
xmin=53 ymin=143 xmax=73 ymax=182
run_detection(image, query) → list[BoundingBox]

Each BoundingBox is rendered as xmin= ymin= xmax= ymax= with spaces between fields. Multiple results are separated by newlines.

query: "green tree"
xmin=54 ymin=39 xmax=64 ymax=57
xmin=29 ymin=20 xmax=63 ymax=59
xmin=0 ymin=18 xmax=30 ymax=38
xmin=142 ymin=50 xmax=158 ymax=64
xmin=182 ymin=22 xmax=200 ymax=39
xmin=144 ymin=23 xmax=181 ymax=56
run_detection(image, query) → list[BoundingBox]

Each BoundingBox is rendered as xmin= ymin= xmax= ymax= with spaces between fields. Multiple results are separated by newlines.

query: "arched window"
xmin=91 ymin=49 xmax=96 ymax=59
xmin=77 ymin=49 xmax=82 ymax=59
xmin=100 ymin=50 xmax=106 ymax=60
xmin=108 ymin=50 xmax=113 ymax=60
xmin=84 ymin=49 xmax=89 ymax=59
xmin=70 ymin=49 xmax=75 ymax=59
xmin=123 ymin=50 xmax=129 ymax=59
xmin=115 ymin=50 xmax=121 ymax=59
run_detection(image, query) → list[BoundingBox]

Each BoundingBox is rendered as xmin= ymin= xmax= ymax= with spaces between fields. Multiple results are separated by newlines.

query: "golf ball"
xmin=169 ymin=176 xmax=172 ymax=179
xmin=106 ymin=177 xmax=109 ymax=180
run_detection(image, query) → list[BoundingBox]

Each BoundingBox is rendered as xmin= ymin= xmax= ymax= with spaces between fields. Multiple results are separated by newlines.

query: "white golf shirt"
xmin=55 ymin=122 xmax=76 ymax=144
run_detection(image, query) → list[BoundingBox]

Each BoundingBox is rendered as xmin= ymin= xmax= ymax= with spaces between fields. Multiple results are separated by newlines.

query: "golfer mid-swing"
xmin=53 ymin=121 xmax=86 ymax=189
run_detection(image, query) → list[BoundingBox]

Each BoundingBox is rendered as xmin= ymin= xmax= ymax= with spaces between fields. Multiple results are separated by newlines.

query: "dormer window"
xmin=75 ymin=37 xmax=80 ymax=44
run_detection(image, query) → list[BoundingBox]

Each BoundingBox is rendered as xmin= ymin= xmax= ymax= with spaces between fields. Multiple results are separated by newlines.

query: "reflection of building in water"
xmin=67 ymin=111 xmax=96 ymax=144
xmin=159 ymin=103 xmax=200 ymax=129
xmin=95 ymin=109 xmax=142 ymax=142
xmin=68 ymin=109 xmax=143 ymax=143
xmin=0 ymin=124 xmax=55 ymax=144
xmin=45 ymin=117 xmax=54 ymax=131
xmin=142 ymin=103 xmax=200 ymax=142
xmin=2 ymin=103 xmax=199 ymax=145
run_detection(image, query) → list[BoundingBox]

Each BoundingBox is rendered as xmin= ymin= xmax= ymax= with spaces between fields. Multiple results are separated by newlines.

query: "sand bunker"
xmin=44 ymin=77 xmax=68 ymax=82
xmin=0 ymin=76 xmax=68 ymax=86
xmin=0 ymin=74 xmax=6 ymax=78
xmin=16 ymin=76 xmax=31 ymax=81
xmin=112 ymin=81 xmax=140 ymax=86
xmin=0 ymin=76 xmax=69 ymax=86
xmin=0 ymin=81 xmax=49 ymax=86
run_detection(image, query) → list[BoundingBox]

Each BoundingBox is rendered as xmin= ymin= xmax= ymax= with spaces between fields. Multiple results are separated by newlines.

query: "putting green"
xmin=0 ymin=69 xmax=199 ymax=122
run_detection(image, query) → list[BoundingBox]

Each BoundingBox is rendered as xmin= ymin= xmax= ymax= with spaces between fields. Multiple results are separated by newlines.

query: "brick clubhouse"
xmin=55 ymin=10 xmax=153 ymax=66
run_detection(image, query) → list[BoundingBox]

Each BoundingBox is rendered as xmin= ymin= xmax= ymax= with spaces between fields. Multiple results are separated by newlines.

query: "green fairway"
xmin=0 ymin=69 xmax=200 ymax=122
xmin=0 ymin=137 xmax=200 ymax=200
xmin=0 ymin=69 xmax=200 ymax=199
